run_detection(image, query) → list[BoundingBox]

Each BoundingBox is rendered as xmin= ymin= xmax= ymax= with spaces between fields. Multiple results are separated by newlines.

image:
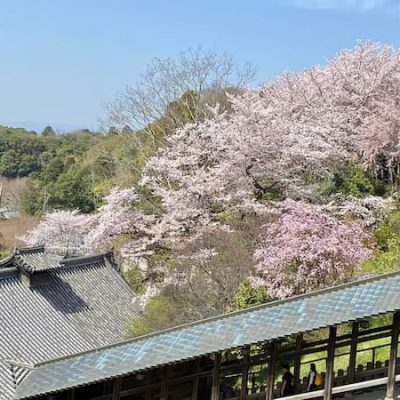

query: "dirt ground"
xmin=0 ymin=177 xmax=39 ymax=253
xmin=0 ymin=215 xmax=40 ymax=251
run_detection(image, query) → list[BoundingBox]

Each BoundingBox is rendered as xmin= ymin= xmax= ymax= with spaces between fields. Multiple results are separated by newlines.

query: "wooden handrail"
xmin=251 ymin=373 xmax=400 ymax=400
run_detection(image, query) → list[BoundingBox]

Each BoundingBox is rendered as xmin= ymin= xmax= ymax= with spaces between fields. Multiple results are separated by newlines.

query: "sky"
xmin=0 ymin=0 xmax=399 ymax=132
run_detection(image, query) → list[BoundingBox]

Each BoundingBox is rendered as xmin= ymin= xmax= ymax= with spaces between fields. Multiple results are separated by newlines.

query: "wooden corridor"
xmin=41 ymin=311 xmax=400 ymax=400
xmin=16 ymin=271 xmax=400 ymax=400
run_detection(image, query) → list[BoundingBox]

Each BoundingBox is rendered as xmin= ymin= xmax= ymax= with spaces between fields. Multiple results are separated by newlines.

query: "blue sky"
xmin=0 ymin=0 xmax=399 ymax=131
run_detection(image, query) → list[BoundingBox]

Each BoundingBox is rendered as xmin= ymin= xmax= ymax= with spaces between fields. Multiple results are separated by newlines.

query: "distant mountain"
xmin=1 ymin=121 xmax=89 ymax=133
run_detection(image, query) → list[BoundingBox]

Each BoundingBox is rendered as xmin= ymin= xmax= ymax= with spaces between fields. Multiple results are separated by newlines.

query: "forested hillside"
xmin=13 ymin=42 xmax=400 ymax=336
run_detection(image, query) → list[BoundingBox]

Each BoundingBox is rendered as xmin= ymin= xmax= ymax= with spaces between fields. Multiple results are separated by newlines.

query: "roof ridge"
xmin=15 ymin=245 xmax=45 ymax=255
xmin=0 ymin=267 xmax=19 ymax=280
xmin=60 ymin=254 xmax=106 ymax=267
xmin=31 ymin=268 xmax=400 ymax=369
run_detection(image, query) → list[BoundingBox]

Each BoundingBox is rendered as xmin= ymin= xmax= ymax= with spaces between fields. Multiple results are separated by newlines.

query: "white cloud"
xmin=285 ymin=0 xmax=398 ymax=12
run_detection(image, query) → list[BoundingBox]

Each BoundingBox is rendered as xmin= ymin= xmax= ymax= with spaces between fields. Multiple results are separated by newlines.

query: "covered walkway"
xmin=13 ymin=270 xmax=400 ymax=400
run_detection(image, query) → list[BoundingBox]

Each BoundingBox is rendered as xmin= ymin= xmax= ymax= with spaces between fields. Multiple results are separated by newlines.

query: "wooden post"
xmin=160 ymin=366 xmax=168 ymax=400
xmin=112 ymin=377 xmax=122 ymax=400
xmin=348 ymin=322 xmax=359 ymax=384
xmin=293 ymin=334 xmax=303 ymax=392
xmin=66 ymin=389 xmax=75 ymax=400
xmin=266 ymin=341 xmax=277 ymax=400
xmin=386 ymin=312 xmax=400 ymax=400
xmin=192 ymin=359 xmax=201 ymax=400
xmin=211 ymin=353 xmax=221 ymax=400
xmin=192 ymin=377 xmax=199 ymax=400
xmin=241 ymin=347 xmax=250 ymax=400
xmin=324 ymin=326 xmax=337 ymax=400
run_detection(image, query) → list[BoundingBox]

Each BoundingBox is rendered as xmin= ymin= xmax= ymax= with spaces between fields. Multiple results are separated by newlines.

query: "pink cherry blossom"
xmin=22 ymin=210 xmax=93 ymax=255
xmin=253 ymin=200 xmax=374 ymax=299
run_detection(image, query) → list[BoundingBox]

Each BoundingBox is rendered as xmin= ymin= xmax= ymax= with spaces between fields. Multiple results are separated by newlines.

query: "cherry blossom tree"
xmin=23 ymin=187 xmax=156 ymax=259
xmin=21 ymin=42 xmax=400 ymax=317
xmin=85 ymin=187 xmax=155 ymax=257
xmin=22 ymin=210 xmax=93 ymax=256
xmin=326 ymin=195 xmax=391 ymax=227
xmin=252 ymin=200 xmax=374 ymax=299
xmin=142 ymin=41 xmax=400 ymax=245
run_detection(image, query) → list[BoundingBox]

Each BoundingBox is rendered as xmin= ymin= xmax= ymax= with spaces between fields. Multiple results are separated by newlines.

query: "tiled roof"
xmin=0 ymin=246 xmax=62 ymax=274
xmin=0 ymin=247 xmax=138 ymax=400
xmin=14 ymin=270 xmax=400 ymax=399
xmin=15 ymin=246 xmax=63 ymax=273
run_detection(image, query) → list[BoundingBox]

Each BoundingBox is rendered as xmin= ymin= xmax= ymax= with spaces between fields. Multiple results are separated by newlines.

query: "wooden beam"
xmin=211 ymin=353 xmax=221 ymax=400
xmin=347 ymin=322 xmax=359 ymax=384
xmin=293 ymin=335 xmax=303 ymax=392
xmin=266 ymin=342 xmax=277 ymax=400
xmin=112 ymin=378 xmax=121 ymax=400
xmin=160 ymin=367 xmax=168 ymax=400
xmin=241 ymin=347 xmax=250 ymax=400
xmin=324 ymin=326 xmax=337 ymax=400
xmin=386 ymin=311 xmax=400 ymax=400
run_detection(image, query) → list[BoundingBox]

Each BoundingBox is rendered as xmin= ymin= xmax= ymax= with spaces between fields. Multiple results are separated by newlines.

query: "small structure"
xmin=11 ymin=268 xmax=400 ymax=400
xmin=0 ymin=245 xmax=139 ymax=400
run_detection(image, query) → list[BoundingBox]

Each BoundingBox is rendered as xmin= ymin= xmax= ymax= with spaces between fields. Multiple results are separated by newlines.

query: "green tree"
xmin=41 ymin=125 xmax=56 ymax=136
xmin=229 ymin=280 xmax=269 ymax=312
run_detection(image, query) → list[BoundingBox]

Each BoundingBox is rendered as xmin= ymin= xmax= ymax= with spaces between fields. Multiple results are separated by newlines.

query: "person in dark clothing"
xmin=307 ymin=363 xmax=317 ymax=392
xmin=280 ymin=364 xmax=294 ymax=397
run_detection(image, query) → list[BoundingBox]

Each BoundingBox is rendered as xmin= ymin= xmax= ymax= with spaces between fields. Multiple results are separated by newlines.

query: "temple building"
xmin=0 ymin=246 xmax=138 ymax=400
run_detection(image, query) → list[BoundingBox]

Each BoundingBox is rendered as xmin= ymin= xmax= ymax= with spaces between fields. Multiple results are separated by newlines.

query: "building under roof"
xmin=0 ymin=246 xmax=139 ymax=400
xmin=12 ymin=268 xmax=400 ymax=400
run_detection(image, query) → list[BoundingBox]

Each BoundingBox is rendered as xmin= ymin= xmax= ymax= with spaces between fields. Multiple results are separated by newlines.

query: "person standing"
xmin=307 ymin=363 xmax=317 ymax=392
xmin=281 ymin=364 xmax=294 ymax=397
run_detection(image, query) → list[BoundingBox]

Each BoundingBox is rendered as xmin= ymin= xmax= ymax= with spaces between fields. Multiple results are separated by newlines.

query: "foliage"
xmin=360 ymin=209 xmax=400 ymax=276
xmin=16 ymin=129 xmax=103 ymax=214
xmin=126 ymin=292 xmax=196 ymax=337
xmin=229 ymin=280 xmax=269 ymax=312
xmin=331 ymin=164 xmax=374 ymax=198
xmin=124 ymin=267 xmax=146 ymax=295
xmin=373 ymin=210 xmax=400 ymax=251
xmin=41 ymin=126 xmax=56 ymax=137
xmin=0 ymin=126 xmax=46 ymax=178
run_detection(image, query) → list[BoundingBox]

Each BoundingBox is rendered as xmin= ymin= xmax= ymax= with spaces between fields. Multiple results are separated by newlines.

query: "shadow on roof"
xmin=35 ymin=276 xmax=91 ymax=315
